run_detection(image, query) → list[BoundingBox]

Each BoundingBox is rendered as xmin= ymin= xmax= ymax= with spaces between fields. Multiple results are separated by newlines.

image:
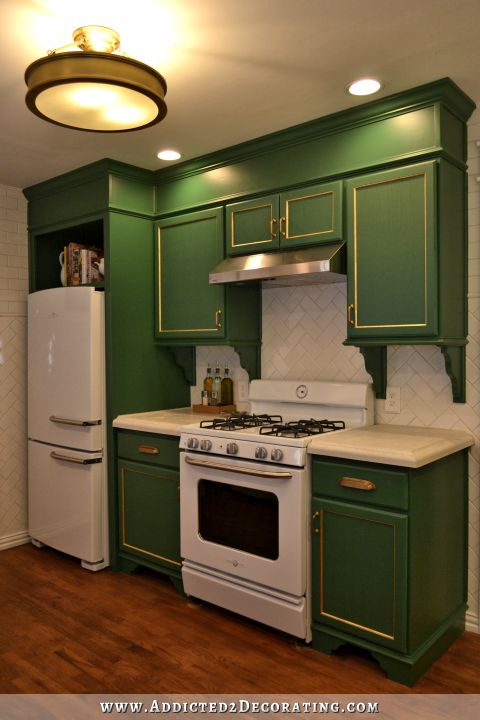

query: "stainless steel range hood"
xmin=209 ymin=241 xmax=346 ymax=287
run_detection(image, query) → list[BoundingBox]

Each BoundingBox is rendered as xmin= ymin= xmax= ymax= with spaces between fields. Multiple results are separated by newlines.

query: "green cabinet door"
xmin=279 ymin=181 xmax=343 ymax=249
xmin=226 ymin=194 xmax=279 ymax=256
xmin=346 ymin=161 xmax=436 ymax=339
xmin=312 ymin=496 xmax=407 ymax=652
xmin=226 ymin=181 xmax=343 ymax=256
xmin=155 ymin=207 xmax=225 ymax=339
xmin=119 ymin=459 xmax=181 ymax=572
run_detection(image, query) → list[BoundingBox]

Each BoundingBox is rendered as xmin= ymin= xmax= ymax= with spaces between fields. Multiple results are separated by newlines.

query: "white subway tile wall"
xmin=196 ymin=107 xmax=480 ymax=631
xmin=0 ymin=185 xmax=29 ymax=549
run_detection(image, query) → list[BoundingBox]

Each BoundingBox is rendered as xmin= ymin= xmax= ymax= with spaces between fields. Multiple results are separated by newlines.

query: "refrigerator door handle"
xmin=49 ymin=415 xmax=102 ymax=427
xmin=50 ymin=451 xmax=102 ymax=465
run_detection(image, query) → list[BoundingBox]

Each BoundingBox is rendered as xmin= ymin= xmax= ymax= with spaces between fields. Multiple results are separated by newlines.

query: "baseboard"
xmin=466 ymin=610 xmax=479 ymax=634
xmin=0 ymin=530 xmax=30 ymax=551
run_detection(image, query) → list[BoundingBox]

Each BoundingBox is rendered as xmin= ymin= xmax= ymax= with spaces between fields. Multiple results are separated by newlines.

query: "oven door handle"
xmin=184 ymin=454 xmax=293 ymax=479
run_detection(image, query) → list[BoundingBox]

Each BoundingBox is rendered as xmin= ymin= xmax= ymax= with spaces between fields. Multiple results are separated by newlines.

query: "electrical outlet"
xmin=385 ymin=386 xmax=401 ymax=413
xmin=237 ymin=381 xmax=249 ymax=402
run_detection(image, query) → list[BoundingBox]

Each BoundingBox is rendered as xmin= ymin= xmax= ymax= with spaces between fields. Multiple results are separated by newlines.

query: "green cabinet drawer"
xmin=117 ymin=430 xmax=180 ymax=469
xmin=312 ymin=458 xmax=408 ymax=510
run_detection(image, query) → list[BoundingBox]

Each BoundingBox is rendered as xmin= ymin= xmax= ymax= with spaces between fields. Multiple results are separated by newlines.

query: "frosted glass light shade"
xmin=25 ymin=52 xmax=167 ymax=132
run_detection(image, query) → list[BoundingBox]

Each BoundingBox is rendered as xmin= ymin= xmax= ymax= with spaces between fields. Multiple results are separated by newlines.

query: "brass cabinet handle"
xmin=339 ymin=476 xmax=376 ymax=491
xmin=138 ymin=445 xmax=160 ymax=455
xmin=279 ymin=216 xmax=286 ymax=238
xmin=215 ymin=308 xmax=223 ymax=329
xmin=270 ymin=217 xmax=277 ymax=239
xmin=312 ymin=510 xmax=321 ymax=534
xmin=347 ymin=303 xmax=355 ymax=326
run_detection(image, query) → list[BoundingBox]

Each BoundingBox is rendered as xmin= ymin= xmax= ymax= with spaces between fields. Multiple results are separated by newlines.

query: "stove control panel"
xmin=180 ymin=431 xmax=307 ymax=467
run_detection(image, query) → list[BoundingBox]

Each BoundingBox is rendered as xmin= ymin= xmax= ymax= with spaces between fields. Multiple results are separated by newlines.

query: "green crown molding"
xmin=23 ymin=158 xmax=154 ymax=201
xmin=154 ymin=78 xmax=476 ymax=186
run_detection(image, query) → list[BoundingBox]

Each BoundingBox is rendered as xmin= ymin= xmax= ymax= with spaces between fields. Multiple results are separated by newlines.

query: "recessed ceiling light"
xmin=347 ymin=78 xmax=382 ymax=96
xmin=157 ymin=149 xmax=181 ymax=161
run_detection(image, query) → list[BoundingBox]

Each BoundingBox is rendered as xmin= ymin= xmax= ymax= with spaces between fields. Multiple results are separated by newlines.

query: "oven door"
xmin=180 ymin=451 xmax=307 ymax=597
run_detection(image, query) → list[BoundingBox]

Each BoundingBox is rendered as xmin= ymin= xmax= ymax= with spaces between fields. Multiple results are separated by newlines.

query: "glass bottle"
xmin=212 ymin=366 xmax=222 ymax=405
xmin=203 ymin=367 xmax=213 ymax=403
xmin=221 ymin=367 xmax=233 ymax=406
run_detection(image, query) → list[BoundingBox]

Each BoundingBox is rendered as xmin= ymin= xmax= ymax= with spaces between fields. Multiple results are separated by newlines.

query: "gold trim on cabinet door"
xmin=285 ymin=190 xmax=335 ymax=240
xmin=157 ymin=222 xmax=221 ymax=334
xmin=353 ymin=172 xmax=428 ymax=329
xmin=230 ymin=203 xmax=276 ymax=248
xmin=319 ymin=508 xmax=396 ymax=640
xmin=120 ymin=466 xmax=181 ymax=567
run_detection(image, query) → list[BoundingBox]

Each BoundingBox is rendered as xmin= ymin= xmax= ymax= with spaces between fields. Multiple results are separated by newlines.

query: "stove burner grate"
xmin=259 ymin=418 xmax=346 ymax=438
xmin=200 ymin=413 xmax=283 ymax=431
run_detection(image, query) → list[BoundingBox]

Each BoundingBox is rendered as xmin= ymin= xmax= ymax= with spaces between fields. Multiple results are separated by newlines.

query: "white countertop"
xmin=112 ymin=407 xmax=214 ymax=436
xmin=307 ymin=424 xmax=474 ymax=468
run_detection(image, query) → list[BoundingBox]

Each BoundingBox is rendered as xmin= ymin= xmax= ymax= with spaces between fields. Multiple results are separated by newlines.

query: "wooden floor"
xmin=1 ymin=544 xmax=480 ymax=694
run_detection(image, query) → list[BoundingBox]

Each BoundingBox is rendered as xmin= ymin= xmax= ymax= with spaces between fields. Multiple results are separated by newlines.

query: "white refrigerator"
xmin=27 ymin=286 xmax=108 ymax=571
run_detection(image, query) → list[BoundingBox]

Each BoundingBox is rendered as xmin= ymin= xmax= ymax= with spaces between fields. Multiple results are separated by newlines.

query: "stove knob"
xmin=226 ymin=442 xmax=239 ymax=455
xmin=200 ymin=439 xmax=212 ymax=451
xmin=271 ymin=448 xmax=284 ymax=462
xmin=255 ymin=446 xmax=268 ymax=459
xmin=187 ymin=437 xmax=199 ymax=449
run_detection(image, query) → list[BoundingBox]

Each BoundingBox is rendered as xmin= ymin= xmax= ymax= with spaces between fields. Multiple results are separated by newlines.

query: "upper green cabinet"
xmin=155 ymin=207 xmax=225 ymax=340
xmin=154 ymin=206 xmax=261 ymax=377
xmin=345 ymin=161 xmax=436 ymax=339
xmin=226 ymin=181 xmax=343 ymax=256
xmin=344 ymin=158 xmax=468 ymax=401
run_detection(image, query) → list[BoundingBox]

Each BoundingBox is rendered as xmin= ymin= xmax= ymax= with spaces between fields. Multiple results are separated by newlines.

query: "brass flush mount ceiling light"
xmin=24 ymin=26 xmax=167 ymax=132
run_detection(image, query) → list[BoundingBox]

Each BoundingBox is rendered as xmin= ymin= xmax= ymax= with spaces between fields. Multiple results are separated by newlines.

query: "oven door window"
xmin=198 ymin=479 xmax=279 ymax=560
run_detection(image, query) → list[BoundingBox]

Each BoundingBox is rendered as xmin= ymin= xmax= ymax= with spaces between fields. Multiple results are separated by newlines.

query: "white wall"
xmin=0 ymin=185 xmax=29 ymax=549
xmin=196 ymin=107 xmax=480 ymax=632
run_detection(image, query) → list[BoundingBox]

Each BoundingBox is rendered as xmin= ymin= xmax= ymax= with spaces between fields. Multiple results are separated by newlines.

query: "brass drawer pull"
xmin=215 ymin=308 xmax=223 ymax=329
xmin=270 ymin=217 xmax=277 ymax=239
xmin=312 ymin=511 xmax=321 ymax=534
xmin=339 ymin=476 xmax=376 ymax=491
xmin=279 ymin=216 xmax=286 ymax=238
xmin=347 ymin=303 xmax=355 ymax=326
xmin=138 ymin=445 xmax=160 ymax=455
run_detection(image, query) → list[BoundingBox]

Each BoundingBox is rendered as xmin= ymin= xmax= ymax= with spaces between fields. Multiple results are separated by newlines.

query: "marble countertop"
xmin=112 ymin=407 xmax=215 ymax=436
xmin=307 ymin=424 xmax=474 ymax=468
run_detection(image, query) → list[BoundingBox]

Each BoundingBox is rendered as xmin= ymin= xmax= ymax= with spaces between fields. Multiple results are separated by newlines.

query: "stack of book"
xmin=64 ymin=243 xmax=103 ymax=285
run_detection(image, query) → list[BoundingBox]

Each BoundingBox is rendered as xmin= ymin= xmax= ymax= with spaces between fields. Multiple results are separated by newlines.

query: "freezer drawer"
xmin=28 ymin=440 xmax=105 ymax=564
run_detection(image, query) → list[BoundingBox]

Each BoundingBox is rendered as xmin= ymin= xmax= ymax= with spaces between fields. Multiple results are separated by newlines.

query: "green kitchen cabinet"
xmin=117 ymin=429 xmax=183 ymax=589
xmin=311 ymin=453 xmax=468 ymax=686
xmin=154 ymin=207 xmax=261 ymax=379
xmin=344 ymin=159 xmax=468 ymax=401
xmin=226 ymin=181 xmax=343 ymax=256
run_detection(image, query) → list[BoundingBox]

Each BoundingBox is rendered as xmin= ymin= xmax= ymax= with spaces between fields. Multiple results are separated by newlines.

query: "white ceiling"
xmin=1 ymin=0 xmax=480 ymax=190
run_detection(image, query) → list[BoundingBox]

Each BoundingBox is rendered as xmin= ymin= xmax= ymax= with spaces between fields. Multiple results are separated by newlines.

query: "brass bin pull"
xmin=279 ymin=216 xmax=286 ymax=237
xmin=339 ymin=476 xmax=376 ymax=491
xmin=138 ymin=445 xmax=160 ymax=455
xmin=347 ymin=304 xmax=355 ymax=326
xmin=215 ymin=308 xmax=223 ymax=329
xmin=270 ymin=217 xmax=277 ymax=239
xmin=312 ymin=511 xmax=321 ymax=534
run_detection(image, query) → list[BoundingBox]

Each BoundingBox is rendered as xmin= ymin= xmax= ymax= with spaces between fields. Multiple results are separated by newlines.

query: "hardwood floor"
xmin=1 ymin=544 xmax=479 ymax=694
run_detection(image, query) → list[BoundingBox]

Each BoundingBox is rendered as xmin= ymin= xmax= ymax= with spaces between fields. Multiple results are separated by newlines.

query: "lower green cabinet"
xmin=117 ymin=430 xmax=182 ymax=587
xmin=313 ymin=497 xmax=408 ymax=653
xmin=311 ymin=453 xmax=468 ymax=686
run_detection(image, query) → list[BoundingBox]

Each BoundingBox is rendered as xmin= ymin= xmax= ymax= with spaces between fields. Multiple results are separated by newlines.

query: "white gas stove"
xmin=180 ymin=379 xmax=374 ymax=465
xmin=179 ymin=379 xmax=374 ymax=641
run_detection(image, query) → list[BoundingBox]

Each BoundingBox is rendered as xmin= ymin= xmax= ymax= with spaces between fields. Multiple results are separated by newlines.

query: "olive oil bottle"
xmin=221 ymin=367 xmax=233 ymax=406
xmin=203 ymin=366 xmax=213 ymax=403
